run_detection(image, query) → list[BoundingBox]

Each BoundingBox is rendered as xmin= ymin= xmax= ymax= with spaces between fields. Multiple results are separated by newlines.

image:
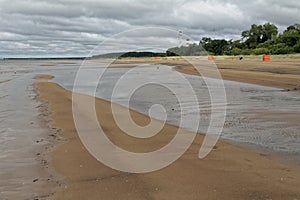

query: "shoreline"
xmin=33 ymin=75 xmax=67 ymax=199
xmin=34 ymin=75 xmax=300 ymax=200
xmin=113 ymin=57 xmax=300 ymax=90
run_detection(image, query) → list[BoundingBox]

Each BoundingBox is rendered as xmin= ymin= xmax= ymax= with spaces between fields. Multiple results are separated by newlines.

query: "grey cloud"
xmin=0 ymin=0 xmax=299 ymax=57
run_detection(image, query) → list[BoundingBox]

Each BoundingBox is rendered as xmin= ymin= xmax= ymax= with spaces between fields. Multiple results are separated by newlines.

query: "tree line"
xmin=167 ymin=23 xmax=300 ymax=56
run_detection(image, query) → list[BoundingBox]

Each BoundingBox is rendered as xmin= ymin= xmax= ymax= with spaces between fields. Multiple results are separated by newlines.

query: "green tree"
xmin=293 ymin=41 xmax=300 ymax=53
xmin=242 ymin=23 xmax=278 ymax=48
xmin=252 ymin=48 xmax=270 ymax=55
xmin=233 ymin=48 xmax=242 ymax=55
xmin=269 ymin=43 xmax=294 ymax=54
xmin=230 ymin=40 xmax=247 ymax=49
xmin=243 ymin=24 xmax=263 ymax=48
xmin=286 ymin=24 xmax=300 ymax=33
xmin=262 ymin=23 xmax=278 ymax=42
xmin=200 ymin=37 xmax=229 ymax=55
xmin=199 ymin=37 xmax=212 ymax=46
xmin=281 ymin=28 xmax=300 ymax=47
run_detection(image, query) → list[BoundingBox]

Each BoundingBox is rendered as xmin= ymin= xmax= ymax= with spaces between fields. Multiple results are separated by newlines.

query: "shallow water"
xmin=0 ymin=60 xmax=77 ymax=200
xmin=0 ymin=59 xmax=300 ymax=199
xmin=53 ymin=61 xmax=300 ymax=156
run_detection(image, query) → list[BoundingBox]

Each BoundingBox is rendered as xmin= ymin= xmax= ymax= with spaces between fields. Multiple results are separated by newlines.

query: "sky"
xmin=0 ymin=0 xmax=299 ymax=58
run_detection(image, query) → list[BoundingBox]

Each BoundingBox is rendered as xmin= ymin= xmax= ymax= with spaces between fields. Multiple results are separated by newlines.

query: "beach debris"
xmin=33 ymin=178 xmax=39 ymax=182
xmin=36 ymin=139 xmax=44 ymax=143
xmin=208 ymin=56 xmax=214 ymax=60
xmin=262 ymin=54 xmax=271 ymax=61
xmin=42 ymin=159 xmax=47 ymax=165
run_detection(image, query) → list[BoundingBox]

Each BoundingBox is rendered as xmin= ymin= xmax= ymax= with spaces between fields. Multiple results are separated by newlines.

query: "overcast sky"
xmin=0 ymin=0 xmax=299 ymax=57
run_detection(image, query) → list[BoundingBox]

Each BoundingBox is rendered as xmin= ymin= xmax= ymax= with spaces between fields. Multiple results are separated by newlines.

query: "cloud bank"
xmin=0 ymin=0 xmax=299 ymax=57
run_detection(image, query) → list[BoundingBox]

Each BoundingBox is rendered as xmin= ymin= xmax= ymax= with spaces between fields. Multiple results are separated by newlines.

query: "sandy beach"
xmin=2 ymin=0 xmax=300 ymax=199
xmin=34 ymin=73 xmax=300 ymax=200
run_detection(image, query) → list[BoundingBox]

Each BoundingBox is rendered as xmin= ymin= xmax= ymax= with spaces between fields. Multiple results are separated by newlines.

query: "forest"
xmin=167 ymin=23 xmax=300 ymax=56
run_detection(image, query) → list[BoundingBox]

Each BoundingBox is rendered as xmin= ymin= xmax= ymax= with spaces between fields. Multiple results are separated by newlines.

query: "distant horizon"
xmin=0 ymin=56 xmax=89 ymax=59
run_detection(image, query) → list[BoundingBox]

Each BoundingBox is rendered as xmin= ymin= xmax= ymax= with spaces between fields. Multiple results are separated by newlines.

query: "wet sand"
xmin=34 ymin=75 xmax=300 ymax=200
xmin=115 ymin=57 xmax=300 ymax=90
xmin=0 ymin=71 xmax=60 ymax=200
